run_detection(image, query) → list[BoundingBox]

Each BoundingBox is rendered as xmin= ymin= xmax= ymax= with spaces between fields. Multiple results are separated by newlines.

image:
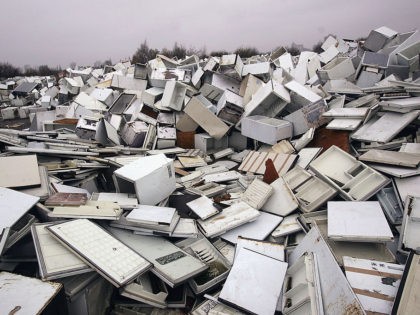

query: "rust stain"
xmin=263 ymin=158 xmax=279 ymax=184
xmin=352 ymin=288 xmax=394 ymax=302
xmin=344 ymin=266 xmax=402 ymax=280
xmin=9 ymin=306 xmax=21 ymax=315
xmin=176 ymin=131 xmax=195 ymax=149
xmin=53 ymin=118 xmax=78 ymax=124
xmin=164 ymin=71 xmax=179 ymax=80
xmin=213 ymin=194 xmax=231 ymax=203
xmin=140 ymin=105 xmax=158 ymax=119
xmin=175 ymin=167 xmax=190 ymax=176
xmin=344 ymin=301 xmax=364 ymax=315
xmin=308 ymin=126 xmax=350 ymax=153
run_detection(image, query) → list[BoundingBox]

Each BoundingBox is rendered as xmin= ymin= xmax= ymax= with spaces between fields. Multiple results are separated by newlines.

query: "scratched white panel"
xmin=198 ymin=202 xmax=260 ymax=238
xmin=187 ymin=196 xmax=220 ymax=220
xmin=328 ymin=201 xmax=393 ymax=242
xmin=289 ymin=226 xmax=365 ymax=315
xmin=220 ymin=247 xmax=287 ymax=315
xmin=234 ymin=238 xmax=285 ymax=262
xmin=343 ymin=256 xmax=403 ymax=314
xmin=0 ymin=272 xmax=62 ymax=314
xmin=0 ymin=187 xmax=39 ymax=233
xmin=221 ymin=212 xmax=282 ymax=244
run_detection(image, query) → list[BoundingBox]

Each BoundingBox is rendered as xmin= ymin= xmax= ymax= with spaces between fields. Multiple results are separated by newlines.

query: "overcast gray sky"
xmin=1 ymin=0 xmax=419 ymax=68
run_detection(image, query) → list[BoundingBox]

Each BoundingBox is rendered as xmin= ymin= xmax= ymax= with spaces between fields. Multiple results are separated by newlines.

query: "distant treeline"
xmin=1 ymin=35 xmax=341 ymax=80
xmin=0 ymin=59 xmax=112 ymax=81
xmin=0 ymin=63 xmax=63 ymax=80
xmin=131 ymin=40 xmax=310 ymax=64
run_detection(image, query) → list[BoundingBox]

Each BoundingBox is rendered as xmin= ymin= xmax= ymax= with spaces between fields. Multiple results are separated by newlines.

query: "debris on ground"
xmin=1 ymin=25 xmax=420 ymax=315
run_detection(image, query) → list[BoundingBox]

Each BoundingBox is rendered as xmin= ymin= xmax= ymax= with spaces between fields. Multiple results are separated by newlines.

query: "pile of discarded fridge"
xmin=1 ymin=25 xmax=420 ymax=315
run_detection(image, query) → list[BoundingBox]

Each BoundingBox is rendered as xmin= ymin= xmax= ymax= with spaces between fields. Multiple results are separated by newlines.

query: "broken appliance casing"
xmin=241 ymin=115 xmax=292 ymax=145
xmin=282 ymin=252 xmax=324 ymax=315
xmin=176 ymin=235 xmax=231 ymax=294
xmin=58 ymin=273 xmax=113 ymax=315
xmin=283 ymin=166 xmax=337 ymax=213
xmin=398 ymin=195 xmax=420 ymax=255
xmin=309 ymin=145 xmax=390 ymax=201
xmin=113 ymin=154 xmax=176 ymax=206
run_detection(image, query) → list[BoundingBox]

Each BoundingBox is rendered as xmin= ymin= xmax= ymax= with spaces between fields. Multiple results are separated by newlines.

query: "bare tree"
xmin=234 ymin=46 xmax=260 ymax=58
xmin=0 ymin=62 xmax=21 ymax=79
xmin=103 ymin=58 xmax=113 ymax=66
xmin=210 ymin=50 xmax=230 ymax=56
xmin=132 ymin=40 xmax=159 ymax=64
xmin=171 ymin=42 xmax=187 ymax=59
xmin=285 ymin=43 xmax=302 ymax=56
xmin=312 ymin=41 xmax=323 ymax=53
xmin=93 ymin=60 xmax=102 ymax=68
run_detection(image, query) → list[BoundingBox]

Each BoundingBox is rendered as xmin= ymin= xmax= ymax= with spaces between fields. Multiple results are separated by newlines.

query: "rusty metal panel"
xmin=308 ymin=126 xmax=350 ymax=153
xmin=176 ymin=131 xmax=195 ymax=149
xmin=45 ymin=193 xmax=88 ymax=207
